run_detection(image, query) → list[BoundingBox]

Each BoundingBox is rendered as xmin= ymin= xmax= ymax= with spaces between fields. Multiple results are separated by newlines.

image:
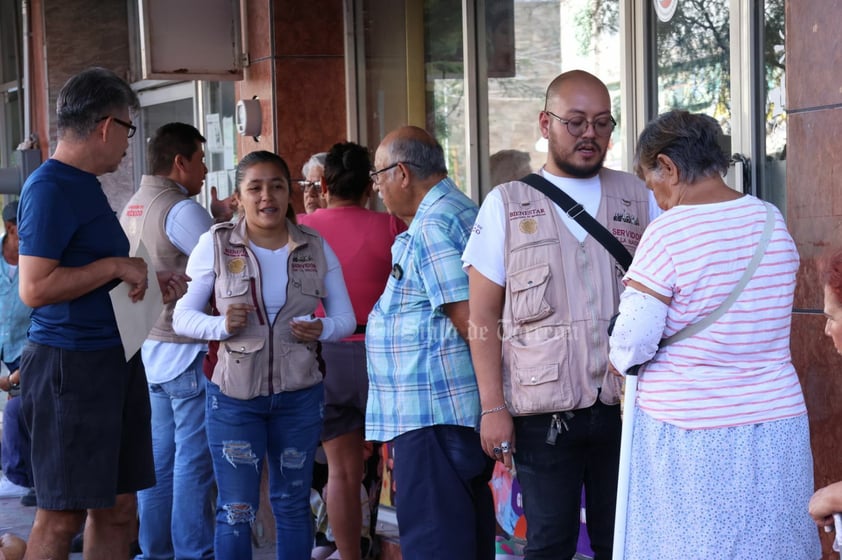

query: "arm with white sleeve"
xmin=172 ymin=231 xmax=229 ymax=341
xmin=608 ymin=286 xmax=669 ymax=375
xmin=314 ymin=241 xmax=356 ymax=341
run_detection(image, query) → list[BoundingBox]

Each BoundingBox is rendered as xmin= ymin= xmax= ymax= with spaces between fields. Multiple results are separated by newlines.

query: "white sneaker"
xmin=0 ymin=474 xmax=29 ymax=498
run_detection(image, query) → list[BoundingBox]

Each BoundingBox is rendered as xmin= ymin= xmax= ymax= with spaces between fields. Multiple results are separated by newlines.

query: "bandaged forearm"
xmin=608 ymin=287 xmax=669 ymax=375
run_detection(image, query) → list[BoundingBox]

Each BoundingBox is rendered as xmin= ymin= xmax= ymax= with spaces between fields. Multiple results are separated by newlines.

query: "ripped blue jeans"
xmin=205 ymin=381 xmax=323 ymax=560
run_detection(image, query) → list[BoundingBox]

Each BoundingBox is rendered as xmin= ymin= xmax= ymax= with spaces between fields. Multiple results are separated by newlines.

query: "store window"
xmin=359 ymin=0 xmax=622 ymax=199
xmin=131 ymin=80 xmax=236 ymax=211
xmin=760 ymin=0 xmax=786 ymax=211
xmin=361 ymin=0 xmax=468 ymax=191
xmin=483 ymin=0 xmax=623 ymax=197
xmin=0 ymin=0 xmax=21 ymax=170
xmin=645 ymin=0 xmax=786 ymax=205
xmin=199 ymin=81 xmax=238 ymax=210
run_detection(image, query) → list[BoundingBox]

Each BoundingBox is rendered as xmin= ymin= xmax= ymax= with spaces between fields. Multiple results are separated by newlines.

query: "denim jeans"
xmin=205 ymin=381 xmax=323 ymax=560
xmin=1 ymin=396 xmax=32 ymax=488
xmin=391 ymin=425 xmax=496 ymax=560
xmin=137 ymin=353 xmax=214 ymax=560
xmin=512 ymin=401 xmax=621 ymax=560
xmin=1 ymin=359 xmax=32 ymax=488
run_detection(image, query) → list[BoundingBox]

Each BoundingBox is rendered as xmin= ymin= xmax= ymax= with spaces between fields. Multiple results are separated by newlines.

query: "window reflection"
xmin=762 ymin=0 xmax=786 ymax=211
xmin=485 ymin=0 xmax=624 ymax=193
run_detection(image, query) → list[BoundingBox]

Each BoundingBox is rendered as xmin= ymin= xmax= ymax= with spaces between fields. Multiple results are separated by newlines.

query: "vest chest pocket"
xmin=293 ymin=277 xmax=326 ymax=299
xmin=218 ymin=275 xmax=250 ymax=301
xmin=509 ymin=264 xmax=554 ymax=325
xmin=216 ymin=337 xmax=265 ymax=400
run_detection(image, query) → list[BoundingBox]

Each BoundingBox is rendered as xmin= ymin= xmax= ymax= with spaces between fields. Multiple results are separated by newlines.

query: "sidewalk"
xmin=0 ymin=492 xmax=277 ymax=559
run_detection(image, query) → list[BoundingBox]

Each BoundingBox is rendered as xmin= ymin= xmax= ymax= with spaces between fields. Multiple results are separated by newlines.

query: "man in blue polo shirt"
xmin=17 ymin=67 xmax=187 ymax=559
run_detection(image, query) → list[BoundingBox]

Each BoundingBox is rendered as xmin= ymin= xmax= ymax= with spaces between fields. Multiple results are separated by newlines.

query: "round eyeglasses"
xmin=544 ymin=111 xmax=616 ymax=138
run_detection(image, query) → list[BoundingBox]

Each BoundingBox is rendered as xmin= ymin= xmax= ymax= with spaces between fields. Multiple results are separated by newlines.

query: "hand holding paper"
xmin=109 ymin=242 xmax=164 ymax=361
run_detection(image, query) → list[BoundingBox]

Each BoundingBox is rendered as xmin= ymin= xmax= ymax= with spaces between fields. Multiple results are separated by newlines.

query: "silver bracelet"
xmin=481 ymin=404 xmax=507 ymax=416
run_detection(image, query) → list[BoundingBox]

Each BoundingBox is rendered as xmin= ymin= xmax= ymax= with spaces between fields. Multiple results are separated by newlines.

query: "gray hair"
xmin=490 ymin=149 xmax=532 ymax=185
xmin=634 ymin=110 xmax=729 ymax=184
xmin=56 ymin=67 xmax=139 ymax=139
xmin=301 ymin=152 xmax=327 ymax=178
xmin=384 ymin=133 xmax=448 ymax=180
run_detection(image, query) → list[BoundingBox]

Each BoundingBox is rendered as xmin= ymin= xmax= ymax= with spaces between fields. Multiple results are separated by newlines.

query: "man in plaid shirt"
xmin=365 ymin=126 xmax=495 ymax=560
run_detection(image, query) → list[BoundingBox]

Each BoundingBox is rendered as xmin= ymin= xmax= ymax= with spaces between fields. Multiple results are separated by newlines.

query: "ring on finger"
xmin=500 ymin=441 xmax=511 ymax=453
xmin=492 ymin=447 xmax=502 ymax=455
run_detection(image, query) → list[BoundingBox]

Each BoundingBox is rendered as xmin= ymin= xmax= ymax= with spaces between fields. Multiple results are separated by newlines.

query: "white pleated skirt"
xmin=622 ymin=409 xmax=820 ymax=560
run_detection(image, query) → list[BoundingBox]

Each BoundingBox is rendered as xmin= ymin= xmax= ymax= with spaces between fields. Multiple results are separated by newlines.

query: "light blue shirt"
xmin=141 ymin=194 xmax=213 ymax=384
xmin=0 ymin=234 xmax=30 ymax=365
xmin=365 ymin=178 xmax=481 ymax=442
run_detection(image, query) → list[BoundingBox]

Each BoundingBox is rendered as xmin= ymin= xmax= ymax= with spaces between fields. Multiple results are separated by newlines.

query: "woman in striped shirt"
xmin=609 ymin=110 xmax=819 ymax=558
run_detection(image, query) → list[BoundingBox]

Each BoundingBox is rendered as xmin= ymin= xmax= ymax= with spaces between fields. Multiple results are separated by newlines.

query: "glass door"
xmin=642 ymin=0 xmax=786 ymax=207
xmin=133 ymin=82 xmax=197 ymax=177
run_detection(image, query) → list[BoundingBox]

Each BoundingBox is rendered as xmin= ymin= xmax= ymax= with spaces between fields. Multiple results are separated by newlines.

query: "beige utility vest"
xmin=210 ymin=219 xmax=327 ymax=400
xmin=119 ymin=175 xmax=199 ymax=344
xmin=499 ymin=168 xmax=651 ymax=414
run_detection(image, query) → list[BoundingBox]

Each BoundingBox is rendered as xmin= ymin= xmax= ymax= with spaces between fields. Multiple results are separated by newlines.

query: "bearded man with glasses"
xmin=463 ymin=69 xmax=659 ymax=560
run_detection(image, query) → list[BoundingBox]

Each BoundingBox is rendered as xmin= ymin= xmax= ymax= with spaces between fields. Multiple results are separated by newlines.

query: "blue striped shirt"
xmin=365 ymin=178 xmax=481 ymax=442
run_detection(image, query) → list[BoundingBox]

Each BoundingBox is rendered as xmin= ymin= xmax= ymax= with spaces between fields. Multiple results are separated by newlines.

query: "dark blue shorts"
xmin=20 ymin=341 xmax=155 ymax=510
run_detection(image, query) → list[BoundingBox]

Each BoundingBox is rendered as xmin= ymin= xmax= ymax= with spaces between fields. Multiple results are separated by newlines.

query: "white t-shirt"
xmin=172 ymin=230 xmax=355 ymax=342
xmin=462 ymin=168 xmax=659 ymax=285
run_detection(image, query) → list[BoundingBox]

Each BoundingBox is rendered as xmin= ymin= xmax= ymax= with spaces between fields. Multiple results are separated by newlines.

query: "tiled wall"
xmin=237 ymin=0 xmax=346 ymax=215
xmin=39 ymin=0 xmax=135 ymax=213
xmin=786 ymin=2 xmax=842 ymax=558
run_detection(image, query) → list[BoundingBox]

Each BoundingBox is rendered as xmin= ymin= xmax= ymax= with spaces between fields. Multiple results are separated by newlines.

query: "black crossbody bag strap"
xmin=519 ymin=173 xmax=633 ymax=272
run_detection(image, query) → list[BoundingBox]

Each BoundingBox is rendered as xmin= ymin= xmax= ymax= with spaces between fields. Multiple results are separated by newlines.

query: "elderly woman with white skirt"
xmin=609 ymin=110 xmax=819 ymax=559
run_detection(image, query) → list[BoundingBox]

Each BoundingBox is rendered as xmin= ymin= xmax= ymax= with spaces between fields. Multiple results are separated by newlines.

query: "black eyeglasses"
xmin=544 ymin=111 xmax=616 ymax=138
xmin=370 ymin=161 xmax=419 ymax=185
xmin=97 ymin=116 xmax=136 ymax=138
xmin=296 ymin=180 xmax=321 ymax=193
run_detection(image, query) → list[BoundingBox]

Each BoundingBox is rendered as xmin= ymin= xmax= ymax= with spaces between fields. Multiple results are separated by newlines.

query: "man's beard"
xmin=551 ymin=142 xmax=606 ymax=178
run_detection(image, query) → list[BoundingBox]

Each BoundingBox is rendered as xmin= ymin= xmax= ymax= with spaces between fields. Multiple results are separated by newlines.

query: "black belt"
xmin=354 ymin=324 xmax=366 ymax=335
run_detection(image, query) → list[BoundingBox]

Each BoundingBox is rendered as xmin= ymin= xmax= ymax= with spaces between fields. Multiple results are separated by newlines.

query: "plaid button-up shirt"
xmin=365 ymin=178 xmax=481 ymax=442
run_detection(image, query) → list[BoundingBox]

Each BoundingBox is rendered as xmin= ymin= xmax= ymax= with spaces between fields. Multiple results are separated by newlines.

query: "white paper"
xmin=206 ymin=113 xmax=223 ymax=152
xmin=109 ymin=242 xmax=164 ymax=361
xmin=222 ymin=116 xmax=236 ymax=169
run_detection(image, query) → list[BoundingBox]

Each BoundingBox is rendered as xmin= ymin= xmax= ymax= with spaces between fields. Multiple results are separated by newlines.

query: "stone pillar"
xmin=34 ymin=0 xmax=134 ymax=212
xmin=236 ymin=0 xmax=346 ymax=215
xmin=786 ymin=3 xmax=842 ymax=559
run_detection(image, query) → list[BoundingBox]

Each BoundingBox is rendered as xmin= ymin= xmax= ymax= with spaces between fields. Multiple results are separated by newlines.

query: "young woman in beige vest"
xmin=173 ymin=150 xmax=355 ymax=560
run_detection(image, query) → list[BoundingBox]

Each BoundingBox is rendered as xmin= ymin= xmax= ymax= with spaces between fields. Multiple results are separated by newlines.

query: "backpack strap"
xmin=520 ymin=173 xmax=633 ymax=272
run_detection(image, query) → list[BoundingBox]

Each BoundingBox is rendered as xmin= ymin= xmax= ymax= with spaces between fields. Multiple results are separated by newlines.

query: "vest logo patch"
xmin=291 ymin=262 xmax=318 ymax=273
xmin=509 ymin=208 xmax=546 ymax=220
xmin=227 ymin=258 xmax=246 ymax=274
xmin=518 ymin=218 xmax=538 ymax=234
xmin=612 ymin=210 xmax=640 ymax=226
xmin=223 ymin=247 xmax=247 ymax=257
xmin=125 ymin=204 xmax=143 ymax=217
